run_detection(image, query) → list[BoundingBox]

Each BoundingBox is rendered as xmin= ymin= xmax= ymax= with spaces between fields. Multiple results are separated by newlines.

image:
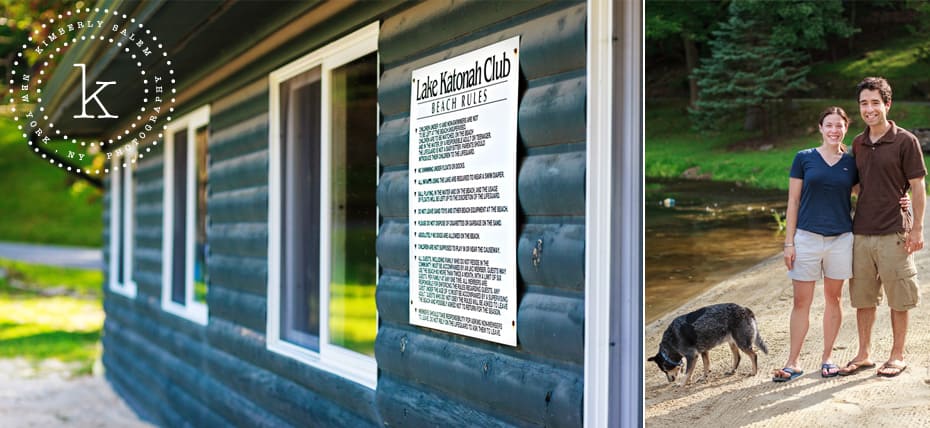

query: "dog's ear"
xmin=647 ymin=356 xmax=656 ymax=362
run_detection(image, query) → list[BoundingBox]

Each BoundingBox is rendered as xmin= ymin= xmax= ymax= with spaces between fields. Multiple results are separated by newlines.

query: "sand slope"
xmin=645 ymin=219 xmax=930 ymax=427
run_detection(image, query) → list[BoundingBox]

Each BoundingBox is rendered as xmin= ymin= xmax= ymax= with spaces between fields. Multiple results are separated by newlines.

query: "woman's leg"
xmin=821 ymin=277 xmax=844 ymax=375
xmin=822 ymin=277 xmax=844 ymax=362
xmin=777 ymin=280 xmax=815 ymax=377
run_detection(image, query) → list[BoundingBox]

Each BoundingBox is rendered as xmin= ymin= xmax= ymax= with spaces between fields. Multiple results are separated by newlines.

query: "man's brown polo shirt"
xmin=852 ymin=120 xmax=927 ymax=235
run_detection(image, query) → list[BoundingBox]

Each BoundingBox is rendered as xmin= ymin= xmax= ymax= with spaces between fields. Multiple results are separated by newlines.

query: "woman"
xmin=773 ymin=107 xmax=860 ymax=381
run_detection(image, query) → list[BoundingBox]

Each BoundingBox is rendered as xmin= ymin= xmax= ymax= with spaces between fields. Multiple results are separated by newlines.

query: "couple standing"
xmin=773 ymin=77 xmax=926 ymax=382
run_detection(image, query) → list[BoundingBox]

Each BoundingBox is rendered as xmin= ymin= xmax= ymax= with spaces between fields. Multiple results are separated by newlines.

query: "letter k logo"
xmin=73 ymin=63 xmax=117 ymax=119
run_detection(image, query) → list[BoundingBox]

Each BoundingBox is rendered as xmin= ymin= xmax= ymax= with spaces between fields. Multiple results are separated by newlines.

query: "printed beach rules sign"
xmin=408 ymin=36 xmax=520 ymax=346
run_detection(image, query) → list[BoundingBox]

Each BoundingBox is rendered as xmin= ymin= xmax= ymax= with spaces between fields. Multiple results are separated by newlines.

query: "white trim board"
xmin=266 ymin=21 xmax=379 ymax=390
xmin=108 ymin=154 xmax=137 ymax=299
xmin=586 ymin=0 xmax=645 ymax=426
xmin=582 ymin=0 xmax=645 ymax=426
xmin=613 ymin=0 xmax=644 ymax=425
xmin=161 ymin=105 xmax=210 ymax=325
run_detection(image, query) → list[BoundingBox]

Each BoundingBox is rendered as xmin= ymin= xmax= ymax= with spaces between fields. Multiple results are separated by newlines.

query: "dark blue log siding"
xmin=104 ymin=78 xmax=379 ymax=427
xmin=375 ymin=1 xmax=586 ymax=427
xmin=102 ymin=1 xmax=586 ymax=426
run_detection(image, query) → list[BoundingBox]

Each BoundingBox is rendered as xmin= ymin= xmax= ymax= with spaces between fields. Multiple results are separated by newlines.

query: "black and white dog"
xmin=648 ymin=303 xmax=768 ymax=386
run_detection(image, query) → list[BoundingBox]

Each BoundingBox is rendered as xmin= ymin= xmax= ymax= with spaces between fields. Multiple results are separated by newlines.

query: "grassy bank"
xmin=646 ymin=99 xmax=930 ymax=190
xmin=0 ymin=116 xmax=102 ymax=247
xmin=0 ymin=258 xmax=102 ymax=376
xmin=809 ymin=34 xmax=930 ymax=101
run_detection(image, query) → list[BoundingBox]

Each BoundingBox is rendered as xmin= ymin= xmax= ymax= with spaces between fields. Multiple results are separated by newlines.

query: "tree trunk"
xmin=744 ymin=106 xmax=763 ymax=133
xmin=848 ymin=2 xmax=856 ymax=52
xmin=1 ymin=52 xmax=12 ymax=85
xmin=683 ymin=33 xmax=699 ymax=108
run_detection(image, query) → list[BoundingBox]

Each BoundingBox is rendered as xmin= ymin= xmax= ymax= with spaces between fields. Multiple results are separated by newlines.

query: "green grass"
xmin=646 ymin=98 xmax=930 ymax=190
xmin=0 ymin=258 xmax=103 ymax=297
xmin=328 ymin=283 xmax=376 ymax=357
xmin=810 ymin=33 xmax=930 ymax=101
xmin=0 ymin=258 xmax=103 ymax=376
xmin=0 ymin=116 xmax=103 ymax=246
xmin=194 ymin=280 xmax=207 ymax=303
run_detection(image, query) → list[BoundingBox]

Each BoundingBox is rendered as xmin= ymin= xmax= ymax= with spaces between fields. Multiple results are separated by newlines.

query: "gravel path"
xmin=0 ymin=241 xmax=101 ymax=270
xmin=0 ymin=242 xmax=142 ymax=426
xmin=0 ymin=359 xmax=150 ymax=427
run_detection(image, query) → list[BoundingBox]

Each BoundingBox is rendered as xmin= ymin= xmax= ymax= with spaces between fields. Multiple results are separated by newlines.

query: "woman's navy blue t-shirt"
xmin=789 ymin=148 xmax=859 ymax=236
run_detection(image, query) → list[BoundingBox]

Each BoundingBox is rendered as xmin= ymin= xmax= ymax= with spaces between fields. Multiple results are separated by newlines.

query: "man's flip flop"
xmin=837 ymin=360 xmax=876 ymax=376
xmin=877 ymin=361 xmax=907 ymax=378
xmin=772 ymin=367 xmax=803 ymax=382
xmin=821 ymin=363 xmax=840 ymax=378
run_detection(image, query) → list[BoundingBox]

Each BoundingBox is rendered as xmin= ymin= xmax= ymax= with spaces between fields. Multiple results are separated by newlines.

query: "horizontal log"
xmin=517 ymin=151 xmax=585 ymax=216
xmin=135 ymin=156 xmax=163 ymax=177
xmin=376 ymin=220 xmax=409 ymax=272
xmin=207 ymin=285 xmax=267 ymax=333
xmin=207 ymin=254 xmax=267 ymax=296
xmin=211 ymin=87 xmax=269 ymax=133
xmin=375 ymin=326 xmax=582 ymax=427
xmin=376 ymin=171 xmax=408 ymax=219
xmin=516 ymin=223 xmax=584 ymax=292
xmin=377 ymin=374 xmax=526 ymax=427
xmin=517 ymin=75 xmax=585 ymax=148
xmin=102 ymin=350 xmax=185 ymax=427
xmin=134 ymin=227 xmax=162 ymax=251
xmin=209 ymin=186 xmax=268 ymax=224
xmin=202 ymin=329 xmax=375 ymax=427
xmin=516 ymin=290 xmax=583 ymax=364
xmin=376 ymin=114 xmax=409 ymax=167
xmin=374 ymin=271 xmax=409 ymax=325
xmin=209 ymin=150 xmax=269 ymax=193
xmin=105 ymin=316 xmax=293 ymax=428
xmin=379 ymin=1 xmax=551 ymax=67
xmin=208 ymin=223 xmax=268 ymax=259
xmin=206 ymin=318 xmax=381 ymax=424
xmin=131 ymin=272 xmax=161 ymax=298
xmin=135 ymin=179 xmax=164 ymax=200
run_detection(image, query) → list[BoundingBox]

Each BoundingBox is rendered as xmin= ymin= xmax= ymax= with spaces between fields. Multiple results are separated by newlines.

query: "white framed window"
xmin=162 ymin=105 xmax=210 ymax=325
xmin=108 ymin=152 xmax=137 ymax=298
xmin=267 ymin=22 xmax=380 ymax=389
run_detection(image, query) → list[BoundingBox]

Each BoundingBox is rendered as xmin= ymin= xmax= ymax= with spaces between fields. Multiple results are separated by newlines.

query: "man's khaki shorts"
xmin=850 ymin=232 xmax=920 ymax=311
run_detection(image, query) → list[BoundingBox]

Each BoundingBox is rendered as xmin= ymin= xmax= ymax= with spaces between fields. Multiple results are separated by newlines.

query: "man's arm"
xmin=906 ymin=176 xmax=926 ymax=253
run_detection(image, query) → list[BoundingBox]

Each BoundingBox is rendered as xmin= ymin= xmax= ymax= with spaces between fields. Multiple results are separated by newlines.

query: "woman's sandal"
xmin=772 ymin=367 xmax=803 ymax=382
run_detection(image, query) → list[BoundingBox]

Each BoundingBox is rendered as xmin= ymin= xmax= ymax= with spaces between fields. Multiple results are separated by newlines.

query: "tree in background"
xmin=646 ymin=0 xmax=728 ymax=107
xmin=690 ymin=0 xmax=854 ymax=136
xmin=0 ymin=0 xmax=78 ymax=92
xmin=906 ymin=1 xmax=930 ymax=60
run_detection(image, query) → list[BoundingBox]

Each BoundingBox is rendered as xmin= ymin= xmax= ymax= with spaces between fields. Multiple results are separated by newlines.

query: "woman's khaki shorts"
xmin=789 ymin=229 xmax=853 ymax=281
xmin=850 ymin=232 xmax=920 ymax=311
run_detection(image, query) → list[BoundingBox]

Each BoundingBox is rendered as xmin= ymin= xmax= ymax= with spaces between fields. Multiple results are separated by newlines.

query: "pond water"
xmin=645 ymin=179 xmax=788 ymax=323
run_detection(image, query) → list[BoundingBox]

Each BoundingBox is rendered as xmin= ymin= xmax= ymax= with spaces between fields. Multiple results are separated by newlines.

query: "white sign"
xmin=408 ymin=37 xmax=520 ymax=346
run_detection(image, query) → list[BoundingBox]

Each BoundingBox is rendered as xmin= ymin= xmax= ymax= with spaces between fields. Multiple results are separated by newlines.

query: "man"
xmin=839 ymin=77 xmax=926 ymax=378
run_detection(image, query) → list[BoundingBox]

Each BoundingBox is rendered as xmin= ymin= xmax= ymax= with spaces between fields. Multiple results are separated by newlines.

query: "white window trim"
xmin=162 ymin=105 xmax=210 ymax=325
xmin=586 ymin=0 xmax=641 ymax=426
xmin=267 ymin=21 xmax=379 ymax=390
xmin=585 ymin=0 xmax=621 ymax=426
xmin=108 ymin=155 xmax=137 ymax=298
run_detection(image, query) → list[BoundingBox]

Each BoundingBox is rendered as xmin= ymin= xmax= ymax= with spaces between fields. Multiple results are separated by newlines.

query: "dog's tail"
xmin=747 ymin=310 xmax=769 ymax=354
xmin=754 ymin=328 xmax=769 ymax=354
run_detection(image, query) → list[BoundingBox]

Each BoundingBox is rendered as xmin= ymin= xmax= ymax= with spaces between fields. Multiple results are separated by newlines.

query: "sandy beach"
xmin=645 ymin=217 xmax=930 ymax=427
